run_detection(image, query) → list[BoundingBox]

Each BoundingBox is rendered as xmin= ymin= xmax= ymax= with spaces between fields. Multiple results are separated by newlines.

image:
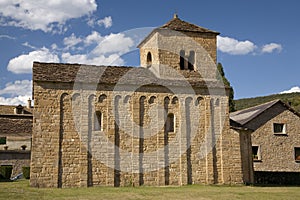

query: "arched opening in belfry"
xmin=146 ymin=52 xmax=152 ymax=67
xmin=188 ymin=50 xmax=195 ymax=70
xmin=180 ymin=50 xmax=185 ymax=70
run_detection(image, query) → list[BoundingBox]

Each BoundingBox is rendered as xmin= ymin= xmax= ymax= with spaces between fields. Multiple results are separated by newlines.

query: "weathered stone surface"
xmin=0 ymin=150 xmax=30 ymax=177
xmin=231 ymin=100 xmax=300 ymax=184
xmin=30 ymin=17 xmax=243 ymax=188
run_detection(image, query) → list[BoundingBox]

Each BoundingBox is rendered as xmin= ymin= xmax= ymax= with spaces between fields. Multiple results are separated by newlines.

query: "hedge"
xmin=0 ymin=165 xmax=13 ymax=180
xmin=22 ymin=166 xmax=30 ymax=179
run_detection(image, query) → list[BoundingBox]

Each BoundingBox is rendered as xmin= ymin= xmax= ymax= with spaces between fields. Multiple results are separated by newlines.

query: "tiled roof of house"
xmin=0 ymin=105 xmax=32 ymax=116
xmin=33 ymin=62 xmax=226 ymax=89
xmin=0 ymin=105 xmax=32 ymax=136
xmin=160 ymin=15 xmax=219 ymax=34
xmin=230 ymin=99 xmax=300 ymax=127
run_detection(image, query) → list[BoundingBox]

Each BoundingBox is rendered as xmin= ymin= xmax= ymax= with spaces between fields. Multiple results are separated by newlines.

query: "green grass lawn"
xmin=0 ymin=180 xmax=300 ymax=200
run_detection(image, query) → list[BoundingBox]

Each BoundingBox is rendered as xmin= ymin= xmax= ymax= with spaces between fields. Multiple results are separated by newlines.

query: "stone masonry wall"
xmin=30 ymin=80 xmax=243 ymax=187
xmin=140 ymin=31 xmax=217 ymax=81
xmin=251 ymin=105 xmax=300 ymax=172
xmin=0 ymin=150 xmax=30 ymax=177
xmin=0 ymin=116 xmax=32 ymax=150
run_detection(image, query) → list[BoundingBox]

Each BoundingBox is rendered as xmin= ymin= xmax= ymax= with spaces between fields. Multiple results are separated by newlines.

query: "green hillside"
xmin=234 ymin=92 xmax=300 ymax=112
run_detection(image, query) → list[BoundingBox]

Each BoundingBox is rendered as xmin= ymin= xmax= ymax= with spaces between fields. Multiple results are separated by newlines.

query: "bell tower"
xmin=138 ymin=15 xmax=219 ymax=81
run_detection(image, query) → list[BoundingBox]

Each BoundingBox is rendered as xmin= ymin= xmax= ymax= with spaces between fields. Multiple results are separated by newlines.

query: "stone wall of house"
xmin=251 ymin=104 xmax=300 ymax=172
xmin=0 ymin=150 xmax=31 ymax=177
xmin=0 ymin=116 xmax=32 ymax=150
xmin=30 ymin=80 xmax=243 ymax=188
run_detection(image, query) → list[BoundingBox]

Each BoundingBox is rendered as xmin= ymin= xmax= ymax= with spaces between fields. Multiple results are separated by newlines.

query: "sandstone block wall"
xmin=251 ymin=105 xmax=300 ymax=172
xmin=140 ymin=31 xmax=217 ymax=81
xmin=30 ymin=80 xmax=243 ymax=188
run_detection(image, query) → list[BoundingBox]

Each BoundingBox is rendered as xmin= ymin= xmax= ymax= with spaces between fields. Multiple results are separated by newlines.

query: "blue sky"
xmin=0 ymin=0 xmax=299 ymax=105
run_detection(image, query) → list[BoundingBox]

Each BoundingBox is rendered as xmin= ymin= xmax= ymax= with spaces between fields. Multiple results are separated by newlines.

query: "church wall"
xmin=30 ymin=80 xmax=243 ymax=187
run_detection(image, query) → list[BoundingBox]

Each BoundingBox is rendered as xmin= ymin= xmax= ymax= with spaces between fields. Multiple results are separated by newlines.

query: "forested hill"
xmin=234 ymin=92 xmax=300 ymax=112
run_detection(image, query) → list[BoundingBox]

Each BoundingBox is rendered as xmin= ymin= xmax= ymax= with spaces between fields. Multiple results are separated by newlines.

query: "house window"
xmin=94 ymin=111 xmax=103 ymax=131
xmin=273 ymin=123 xmax=286 ymax=134
xmin=295 ymin=147 xmax=300 ymax=162
xmin=166 ymin=113 xmax=175 ymax=132
xmin=252 ymin=146 xmax=261 ymax=161
xmin=0 ymin=137 xmax=6 ymax=145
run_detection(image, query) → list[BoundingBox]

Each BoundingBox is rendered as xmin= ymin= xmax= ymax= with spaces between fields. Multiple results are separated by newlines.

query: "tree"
xmin=217 ymin=63 xmax=235 ymax=112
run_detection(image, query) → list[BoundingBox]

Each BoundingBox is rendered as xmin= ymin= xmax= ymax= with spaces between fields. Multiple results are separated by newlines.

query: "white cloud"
xmin=0 ymin=80 xmax=32 ymax=106
xmin=92 ymin=33 xmax=134 ymax=55
xmin=261 ymin=43 xmax=282 ymax=53
xmin=7 ymin=31 xmax=136 ymax=74
xmin=22 ymin=42 xmax=37 ymax=49
xmin=280 ymin=86 xmax=300 ymax=94
xmin=7 ymin=47 xmax=59 ymax=74
xmin=61 ymin=32 xmax=134 ymax=66
xmin=61 ymin=52 xmax=124 ymax=66
xmin=0 ymin=0 xmax=97 ymax=33
xmin=217 ymin=36 xmax=283 ymax=56
xmin=0 ymin=80 xmax=32 ymax=96
xmin=97 ymin=16 xmax=112 ymax=28
xmin=63 ymin=33 xmax=83 ymax=50
xmin=51 ymin=43 xmax=58 ymax=50
xmin=0 ymin=95 xmax=32 ymax=106
xmin=84 ymin=31 xmax=103 ymax=46
xmin=0 ymin=34 xmax=15 ymax=40
xmin=217 ymin=36 xmax=257 ymax=55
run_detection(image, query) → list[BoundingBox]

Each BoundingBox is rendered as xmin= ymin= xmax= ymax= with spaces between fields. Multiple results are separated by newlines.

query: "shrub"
xmin=0 ymin=165 xmax=13 ymax=180
xmin=22 ymin=166 xmax=30 ymax=179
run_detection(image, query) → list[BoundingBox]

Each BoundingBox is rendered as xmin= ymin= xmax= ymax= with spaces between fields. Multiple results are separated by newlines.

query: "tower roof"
xmin=138 ymin=15 xmax=219 ymax=48
xmin=160 ymin=15 xmax=219 ymax=34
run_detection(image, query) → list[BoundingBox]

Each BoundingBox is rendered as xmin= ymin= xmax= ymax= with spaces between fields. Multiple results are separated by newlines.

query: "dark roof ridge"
xmin=232 ymin=99 xmax=280 ymax=115
xmin=230 ymin=99 xmax=300 ymax=127
xmin=33 ymin=61 xmax=135 ymax=69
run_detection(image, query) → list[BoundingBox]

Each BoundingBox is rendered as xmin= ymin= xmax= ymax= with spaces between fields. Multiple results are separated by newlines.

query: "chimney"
xmin=27 ymin=98 xmax=32 ymax=109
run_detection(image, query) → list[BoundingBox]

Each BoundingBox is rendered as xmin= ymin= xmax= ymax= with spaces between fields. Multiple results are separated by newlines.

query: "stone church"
xmin=30 ymin=15 xmax=244 ymax=188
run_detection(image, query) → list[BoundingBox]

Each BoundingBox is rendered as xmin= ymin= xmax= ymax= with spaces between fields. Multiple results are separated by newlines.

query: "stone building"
xmin=30 ymin=15 xmax=244 ymax=188
xmin=230 ymin=100 xmax=300 ymax=185
xmin=0 ymin=103 xmax=32 ymax=176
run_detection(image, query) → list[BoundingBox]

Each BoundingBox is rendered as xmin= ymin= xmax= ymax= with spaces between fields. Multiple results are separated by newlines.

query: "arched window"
xmin=180 ymin=50 xmax=185 ymax=70
xmin=94 ymin=111 xmax=103 ymax=131
xmin=166 ymin=113 xmax=175 ymax=132
xmin=98 ymin=94 xmax=107 ymax=103
xmin=148 ymin=96 xmax=156 ymax=104
xmin=146 ymin=52 xmax=152 ymax=67
xmin=188 ymin=50 xmax=195 ymax=70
